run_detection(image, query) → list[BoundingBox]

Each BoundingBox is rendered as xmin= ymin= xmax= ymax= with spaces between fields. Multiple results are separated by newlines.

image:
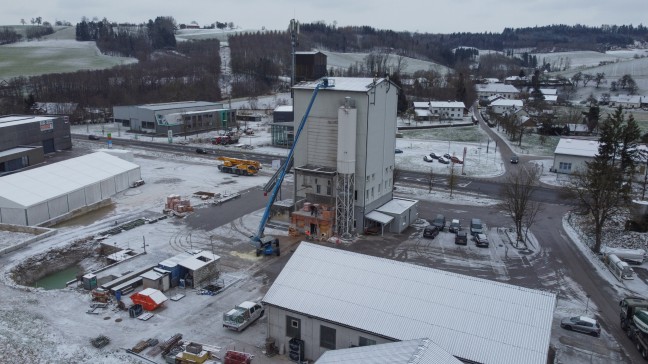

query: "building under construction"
xmin=291 ymin=77 xmax=418 ymax=239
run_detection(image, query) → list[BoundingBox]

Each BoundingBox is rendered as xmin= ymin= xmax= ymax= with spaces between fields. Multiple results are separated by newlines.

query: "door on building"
xmin=42 ymin=139 xmax=55 ymax=154
xmin=310 ymin=223 xmax=317 ymax=235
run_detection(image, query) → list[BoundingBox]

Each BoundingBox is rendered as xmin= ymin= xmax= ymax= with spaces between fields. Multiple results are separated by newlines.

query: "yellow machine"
xmin=216 ymin=157 xmax=261 ymax=176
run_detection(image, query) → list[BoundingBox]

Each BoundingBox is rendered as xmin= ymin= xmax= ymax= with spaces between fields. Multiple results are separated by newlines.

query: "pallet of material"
xmin=137 ymin=313 xmax=154 ymax=321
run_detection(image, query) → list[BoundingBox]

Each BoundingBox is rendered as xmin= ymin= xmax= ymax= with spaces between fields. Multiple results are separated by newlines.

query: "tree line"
xmin=0 ymin=38 xmax=221 ymax=116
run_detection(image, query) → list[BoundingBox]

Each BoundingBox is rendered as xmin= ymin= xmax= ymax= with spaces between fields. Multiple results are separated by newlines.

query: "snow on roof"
xmin=543 ymin=95 xmax=558 ymax=102
xmin=178 ymin=251 xmax=220 ymax=271
xmin=428 ymin=101 xmax=465 ymax=109
xmin=158 ymin=251 xmax=193 ymax=268
xmin=238 ymin=301 xmax=257 ymax=309
xmin=564 ymin=124 xmax=589 ymax=132
xmin=413 ymin=102 xmax=430 ymax=109
xmin=415 ymin=109 xmax=430 ymax=117
xmin=141 ymin=270 xmax=165 ymax=281
xmin=0 ymin=147 xmax=35 ymax=158
xmin=554 ymin=138 xmax=599 ymax=157
xmin=610 ymin=95 xmax=643 ymax=104
xmin=137 ymin=101 xmax=223 ymax=111
xmin=183 ymin=108 xmax=228 ymax=115
xmin=0 ymin=115 xmax=60 ymax=128
xmin=315 ymin=338 xmax=462 ymax=364
xmin=476 ymin=84 xmax=519 ymax=94
xmin=294 ymin=77 xmax=389 ymax=92
xmin=491 ymin=99 xmax=523 ymax=107
xmin=539 ymin=88 xmax=558 ymax=95
xmin=274 ymin=105 xmax=293 ymax=112
xmin=366 ymin=210 xmax=394 ymax=225
xmin=263 ymin=243 xmax=556 ymax=364
xmin=0 ymin=152 xmax=140 ymax=208
xmin=139 ymin=288 xmax=168 ymax=304
xmin=376 ymin=198 xmax=418 ymax=215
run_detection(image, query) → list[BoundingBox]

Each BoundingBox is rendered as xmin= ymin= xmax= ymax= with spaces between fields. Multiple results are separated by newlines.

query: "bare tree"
xmin=499 ymin=164 xmax=541 ymax=245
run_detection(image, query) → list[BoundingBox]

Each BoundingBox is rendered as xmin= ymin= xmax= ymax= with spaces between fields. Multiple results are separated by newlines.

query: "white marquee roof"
xmin=263 ymin=243 xmax=556 ymax=364
xmin=0 ymin=152 xmax=139 ymax=208
xmin=294 ymin=77 xmax=390 ymax=92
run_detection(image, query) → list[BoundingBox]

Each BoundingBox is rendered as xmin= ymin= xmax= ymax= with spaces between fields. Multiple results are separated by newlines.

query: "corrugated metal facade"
xmin=263 ymin=243 xmax=556 ymax=364
xmin=0 ymin=152 xmax=141 ymax=225
xmin=315 ymin=338 xmax=462 ymax=364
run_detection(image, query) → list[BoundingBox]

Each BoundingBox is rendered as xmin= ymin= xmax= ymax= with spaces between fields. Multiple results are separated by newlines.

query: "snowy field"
xmin=321 ymin=50 xmax=452 ymax=76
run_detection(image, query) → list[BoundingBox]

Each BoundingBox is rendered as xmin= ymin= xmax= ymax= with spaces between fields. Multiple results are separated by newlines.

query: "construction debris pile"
xmin=164 ymin=195 xmax=194 ymax=215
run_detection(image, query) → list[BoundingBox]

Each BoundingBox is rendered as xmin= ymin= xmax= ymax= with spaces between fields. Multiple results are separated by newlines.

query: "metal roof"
xmin=0 ymin=115 xmax=60 ymax=128
xmin=476 ymin=84 xmax=519 ymax=94
xmin=428 ymin=101 xmax=465 ymax=109
xmin=0 ymin=152 xmax=140 ymax=208
xmin=554 ymin=138 xmax=599 ymax=157
xmin=294 ymin=77 xmax=389 ymax=92
xmin=376 ymin=198 xmax=418 ymax=215
xmin=315 ymin=338 xmax=462 ymax=364
xmin=365 ymin=211 xmax=394 ymax=225
xmin=263 ymin=243 xmax=556 ymax=364
xmin=136 ymin=101 xmax=222 ymax=111
xmin=491 ymin=99 xmax=523 ymax=107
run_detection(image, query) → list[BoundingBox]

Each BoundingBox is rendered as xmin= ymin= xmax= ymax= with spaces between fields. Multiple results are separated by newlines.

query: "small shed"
xmin=140 ymin=268 xmax=170 ymax=292
xmin=375 ymin=197 xmax=419 ymax=234
xmin=130 ymin=288 xmax=168 ymax=311
xmin=178 ymin=251 xmax=220 ymax=288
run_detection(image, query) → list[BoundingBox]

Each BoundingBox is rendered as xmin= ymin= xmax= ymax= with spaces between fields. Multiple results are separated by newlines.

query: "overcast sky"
xmin=3 ymin=1 xmax=647 ymax=34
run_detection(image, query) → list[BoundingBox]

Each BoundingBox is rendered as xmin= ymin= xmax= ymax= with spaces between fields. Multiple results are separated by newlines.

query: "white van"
xmin=606 ymin=253 xmax=634 ymax=280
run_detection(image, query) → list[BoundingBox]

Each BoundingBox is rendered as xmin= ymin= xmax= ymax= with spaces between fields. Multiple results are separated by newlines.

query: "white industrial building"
xmin=291 ymin=77 xmax=417 ymax=237
xmin=263 ymin=243 xmax=556 ymax=363
xmin=0 ymin=152 xmax=141 ymax=225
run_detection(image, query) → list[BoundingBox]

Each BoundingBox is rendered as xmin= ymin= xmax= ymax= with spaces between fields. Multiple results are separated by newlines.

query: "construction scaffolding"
xmin=335 ymin=172 xmax=355 ymax=238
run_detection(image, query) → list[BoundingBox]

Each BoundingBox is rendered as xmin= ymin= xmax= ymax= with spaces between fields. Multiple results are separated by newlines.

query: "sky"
xmin=2 ymin=1 xmax=647 ymax=34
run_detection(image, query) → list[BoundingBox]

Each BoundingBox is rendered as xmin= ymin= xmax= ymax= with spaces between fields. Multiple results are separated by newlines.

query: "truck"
xmin=222 ymin=301 xmax=264 ymax=332
xmin=620 ymin=296 xmax=648 ymax=359
xmin=216 ymin=157 xmax=261 ymax=176
xmin=212 ymin=134 xmax=240 ymax=145
xmin=601 ymin=247 xmax=646 ymax=265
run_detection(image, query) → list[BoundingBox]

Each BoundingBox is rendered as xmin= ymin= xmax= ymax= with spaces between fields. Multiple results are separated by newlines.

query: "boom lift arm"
xmin=250 ymin=79 xmax=332 ymax=248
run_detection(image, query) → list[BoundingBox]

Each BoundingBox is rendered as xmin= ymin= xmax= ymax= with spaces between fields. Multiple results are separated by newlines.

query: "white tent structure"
xmin=0 ymin=152 xmax=141 ymax=225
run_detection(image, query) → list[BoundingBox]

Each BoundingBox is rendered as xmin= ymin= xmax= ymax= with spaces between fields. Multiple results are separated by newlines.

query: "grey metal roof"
xmin=315 ymin=338 xmax=462 ymax=364
xmin=294 ymin=77 xmax=389 ymax=92
xmin=554 ymin=138 xmax=599 ymax=157
xmin=137 ymin=101 xmax=222 ymax=111
xmin=263 ymin=243 xmax=556 ymax=364
xmin=365 ymin=211 xmax=394 ymax=225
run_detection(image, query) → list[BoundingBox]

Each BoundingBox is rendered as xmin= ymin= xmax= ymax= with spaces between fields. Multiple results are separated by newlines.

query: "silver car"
xmin=560 ymin=316 xmax=601 ymax=337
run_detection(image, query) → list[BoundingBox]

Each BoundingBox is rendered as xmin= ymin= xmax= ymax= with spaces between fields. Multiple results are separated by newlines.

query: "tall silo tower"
xmin=335 ymin=98 xmax=356 ymax=237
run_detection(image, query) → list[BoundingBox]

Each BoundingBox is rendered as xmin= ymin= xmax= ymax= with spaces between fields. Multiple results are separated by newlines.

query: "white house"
xmin=476 ymin=83 xmax=519 ymax=101
xmin=610 ymin=95 xmax=644 ymax=109
xmin=263 ymin=242 xmax=556 ymax=364
xmin=490 ymin=99 xmax=523 ymax=115
xmin=552 ymin=138 xmax=599 ymax=174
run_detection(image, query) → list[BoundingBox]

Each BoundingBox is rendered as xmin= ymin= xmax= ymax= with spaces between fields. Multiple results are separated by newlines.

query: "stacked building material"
xmin=164 ymin=195 xmax=194 ymax=214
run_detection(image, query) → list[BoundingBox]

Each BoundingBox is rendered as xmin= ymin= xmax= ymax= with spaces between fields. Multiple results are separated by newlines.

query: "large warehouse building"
xmin=0 ymin=152 xmax=141 ymax=226
xmin=0 ymin=115 xmax=72 ymax=174
xmin=263 ymin=243 xmax=556 ymax=363
xmin=113 ymin=101 xmax=236 ymax=135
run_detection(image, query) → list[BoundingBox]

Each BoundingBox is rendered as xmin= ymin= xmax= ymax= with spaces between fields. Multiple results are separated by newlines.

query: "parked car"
xmin=423 ymin=225 xmax=440 ymax=239
xmin=423 ymin=155 xmax=435 ymax=162
xmin=455 ymin=231 xmax=468 ymax=245
xmin=450 ymin=156 xmax=463 ymax=164
xmin=438 ymin=157 xmax=450 ymax=164
xmin=431 ymin=214 xmax=446 ymax=230
xmin=130 ymin=179 xmax=145 ymax=188
xmin=470 ymin=218 xmax=484 ymax=236
xmin=443 ymin=153 xmax=451 ymax=159
xmin=510 ymin=154 xmax=519 ymax=164
xmin=88 ymin=135 xmax=101 ymax=140
xmin=560 ymin=316 xmax=601 ymax=337
xmin=395 ymin=149 xmax=403 ymax=154
xmin=448 ymin=219 xmax=461 ymax=233
xmin=195 ymin=148 xmax=207 ymax=154
xmin=429 ymin=152 xmax=441 ymax=159
xmin=474 ymin=233 xmax=489 ymax=247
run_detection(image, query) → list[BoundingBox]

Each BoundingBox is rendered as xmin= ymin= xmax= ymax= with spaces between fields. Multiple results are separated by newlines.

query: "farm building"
xmin=130 ymin=288 xmax=168 ymax=311
xmin=476 ymin=83 xmax=520 ymax=101
xmin=490 ymin=99 xmax=523 ymax=115
xmin=0 ymin=115 xmax=72 ymax=174
xmin=609 ymin=95 xmax=644 ymax=108
xmin=113 ymin=101 xmax=236 ymax=135
xmin=263 ymin=243 xmax=556 ymax=363
xmin=412 ymin=101 xmax=465 ymax=120
xmin=0 ymin=152 xmax=141 ymax=226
